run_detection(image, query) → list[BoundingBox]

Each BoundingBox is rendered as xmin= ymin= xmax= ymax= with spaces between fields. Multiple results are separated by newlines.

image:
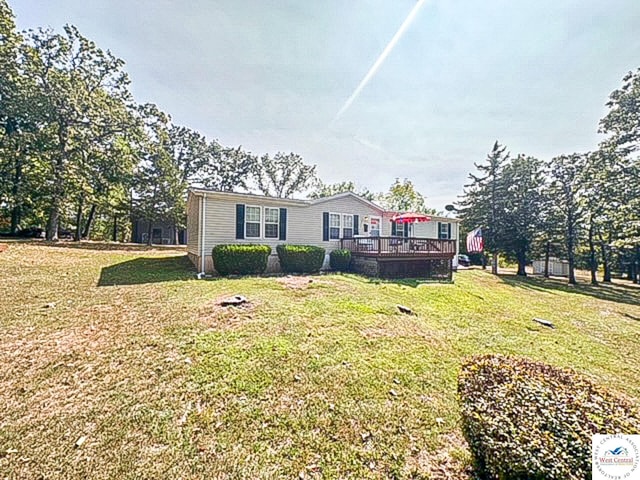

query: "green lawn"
xmin=1 ymin=242 xmax=639 ymax=479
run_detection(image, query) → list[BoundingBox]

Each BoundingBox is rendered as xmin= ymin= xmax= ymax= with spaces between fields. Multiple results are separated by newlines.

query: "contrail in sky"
xmin=331 ymin=0 xmax=429 ymax=124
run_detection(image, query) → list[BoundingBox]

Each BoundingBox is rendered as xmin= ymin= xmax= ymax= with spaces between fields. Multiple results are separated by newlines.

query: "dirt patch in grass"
xmin=405 ymin=432 xmax=473 ymax=479
xmin=276 ymin=275 xmax=319 ymax=289
xmin=0 ymin=244 xmax=8 ymax=253
xmin=196 ymin=296 xmax=258 ymax=329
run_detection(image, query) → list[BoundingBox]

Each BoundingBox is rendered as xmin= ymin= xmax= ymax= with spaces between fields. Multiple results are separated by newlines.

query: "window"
xmin=264 ymin=207 xmax=279 ymax=239
xmin=439 ymin=222 xmax=450 ymax=240
xmin=245 ymin=206 xmax=261 ymax=238
xmin=329 ymin=213 xmax=341 ymax=240
xmin=342 ymin=214 xmax=354 ymax=238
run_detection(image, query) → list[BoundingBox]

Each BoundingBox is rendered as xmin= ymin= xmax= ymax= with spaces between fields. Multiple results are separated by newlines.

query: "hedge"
xmin=212 ymin=244 xmax=271 ymax=275
xmin=276 ymin=244 xmax=325 ymax=273
xmin=329 ymin=249 xmax=351 ymax=271
xmin=458 ymin=354 xmax=640 ymax=480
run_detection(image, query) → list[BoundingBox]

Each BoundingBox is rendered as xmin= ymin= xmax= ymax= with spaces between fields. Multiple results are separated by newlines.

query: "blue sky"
xmin=12 ymin=0 xmax=640 ymax=209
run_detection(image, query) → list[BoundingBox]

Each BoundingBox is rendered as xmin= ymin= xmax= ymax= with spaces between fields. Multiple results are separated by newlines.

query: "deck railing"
xmin=340 ymin=236 xmax=456 ymax=258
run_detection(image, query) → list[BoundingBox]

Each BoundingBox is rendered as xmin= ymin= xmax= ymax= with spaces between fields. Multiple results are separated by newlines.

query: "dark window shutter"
xmin=236 ymin=204 xmax=245 ymax=239
xmin=322 ymin=212 xmax=329 ymax=241
xmin=353 ymin=215 xmax=359 ymax=235
xmin=437 ymin=221 xmax=442 ymax=239
xmin=279 ymin=208 xmax=287 ymax=241
xmin=404 ymin=223 xmax=409 ymax=237
xmin=391 ymin=221 xmax=397 ymax=236
xmin=447 ymin=223 xmax=452 ymax=240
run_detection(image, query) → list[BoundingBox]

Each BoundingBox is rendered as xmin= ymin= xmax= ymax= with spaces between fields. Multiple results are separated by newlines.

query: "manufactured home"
xmin=187 ymin=189 xmax=460 ymax=279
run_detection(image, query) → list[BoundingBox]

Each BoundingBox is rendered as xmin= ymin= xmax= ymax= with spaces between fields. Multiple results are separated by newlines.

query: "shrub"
xmin=276 ymin=244 xmax=325 ymax=273
xmin=329 ymin=249 xmax=351 ymax=271
xmin=212 ymin=244 xmax=271 ymax=276
xmin=458 ymin=354 xmax=640 ymax=480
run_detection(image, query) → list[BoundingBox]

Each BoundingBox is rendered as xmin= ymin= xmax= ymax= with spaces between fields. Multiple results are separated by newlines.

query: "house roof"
xmin=188 ymin=188 xmax=385 ymax=211
xmin=188 ymin=187 xmax=459 ymax=221
xmin=309 ymin=191 xmax=385 ymax=213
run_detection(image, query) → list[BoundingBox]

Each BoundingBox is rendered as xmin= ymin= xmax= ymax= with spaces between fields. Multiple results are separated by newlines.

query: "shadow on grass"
xmin=497 ymin=273 xmax=640 ymax=307
xmin=342 ymin=274 xmax=452 ymax=288
xmin=7 ymin=238 xmax=186 ymax=252
xmin=98 ymin=255 xmax=195 ymax=286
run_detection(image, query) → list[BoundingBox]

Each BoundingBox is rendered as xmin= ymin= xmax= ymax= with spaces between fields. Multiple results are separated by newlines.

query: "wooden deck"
xmin=340 ymin=236 xmax=456 ymax=259
xmin=340 ymin=237 xmax=456 ymax=280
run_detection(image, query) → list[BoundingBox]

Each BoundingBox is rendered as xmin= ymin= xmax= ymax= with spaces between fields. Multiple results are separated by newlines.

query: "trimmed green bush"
xmin=276 ymin=244 xmax=325 ymax=273
xmin=458 ymin=354 xmax=640 ymax=480
xmin=212 ymin=244 xmax=271 ymax=276
xmin=329 ymin=249 xmax=351 ymax=271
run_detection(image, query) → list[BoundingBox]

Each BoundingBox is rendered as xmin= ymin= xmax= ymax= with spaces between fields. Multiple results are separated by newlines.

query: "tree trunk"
xmin=45 ymin=205 xmax=60 ymax=241
xmin=82 ymin=204 xmax=97 ymax=239
xmin=481 ymin=254 xmax=487 ymax=270
xmin=516 ymin=249 xmax=527 ymax=276
xmin=597 ymin=231 xmax=612 ymax=283
xmin=146 ymin=220 xmax=153 ymax=246
xmin=174 ymin=225 xmax=179 ymax=245
xmin=10 ymin=204 xmax=21 ymax=236
xmin=46 ymin=128 xmax=67 ymax=242
xmin=9 ymin=159 xmax=23 ymax=235
xmin=566 ymin=210 xmax=576 ymax=285
xmin=74 ymin=197 xmax=84 ymax=242
xmin=588 ymin=219 xmax=597 ymax=285
xmin=491 ymin=252 xmax=498 ymax=275
xmin=544 ymin=241 xmax=550 ymax=278
xmin=112 ymin=215 xmax=118 ymax=242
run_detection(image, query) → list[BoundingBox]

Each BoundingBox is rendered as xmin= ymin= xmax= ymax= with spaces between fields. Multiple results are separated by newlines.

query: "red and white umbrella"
xmin=390 ymin=212 xmax=431 ymax=224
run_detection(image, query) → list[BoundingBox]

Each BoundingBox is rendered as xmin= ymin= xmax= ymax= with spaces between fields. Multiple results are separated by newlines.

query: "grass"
xmin=1 ymin=242 xmax=639 ymax=479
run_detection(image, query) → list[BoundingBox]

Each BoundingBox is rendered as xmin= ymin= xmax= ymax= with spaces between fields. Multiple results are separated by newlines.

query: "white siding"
xmin=186 ymin=193 xmax=200 ymax=256
xmin=190 ymin=190 xmax=462 ymax=273
xmin=198 ymin=194 xmax=385 ymax=272
xmin=201 ymin=194 xmax=384 ymax=255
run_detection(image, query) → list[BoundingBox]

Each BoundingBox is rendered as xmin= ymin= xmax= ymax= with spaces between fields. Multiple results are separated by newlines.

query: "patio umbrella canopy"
xmin=390 ymin=212 xmax=431 ymax=224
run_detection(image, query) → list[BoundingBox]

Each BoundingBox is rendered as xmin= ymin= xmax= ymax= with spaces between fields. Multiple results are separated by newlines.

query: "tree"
xmin=598 ymin=68 xmax=640 ymax=284
xmin=0 ymin=0 xmax=49 ymax=234
xmin=599 ymin=68 xmax=640 ymax=155
xmin=253 ymin=152 xmax=317 ymax=198
xmin=378 ymin=178 xmax=435 ymax=214
xmin=458 ymin=141 xmax=509 ymax=274
xmin=500 ymin=155 xmax=547 ymax=276
xmin=22 ymin=25 xmax=133 ymax=240
xmin=309 ymin=181 xmax=376 ymax=201
xmin=548 ymin=153 xmax=587 ymax=285
xmin=132 ymin=104 xmax=185 ymax=245
xmin=202 ymin=144 xmax=256 ymax=192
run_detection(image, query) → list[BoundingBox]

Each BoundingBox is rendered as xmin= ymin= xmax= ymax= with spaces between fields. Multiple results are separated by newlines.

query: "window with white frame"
xmin=438 ymin=222 xmax=450 ymax=240
xmin=245 ymin=206 xmax=261 ymax=238
xmin=342 ymin=214 xmax=354 ymax=238
xmin=329 ymin=213 xmax=341 ymax=240
xmin=264 ymin=207 xmax=279 ymax=238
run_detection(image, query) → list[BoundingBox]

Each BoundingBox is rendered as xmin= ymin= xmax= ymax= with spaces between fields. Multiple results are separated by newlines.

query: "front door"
xmin=369 ymin=216 xmax=381 ymax=237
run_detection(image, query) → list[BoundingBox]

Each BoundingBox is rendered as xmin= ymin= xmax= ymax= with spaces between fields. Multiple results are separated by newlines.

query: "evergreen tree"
xmin=548 ymin=154 xmax=587 ymax=285
xmin=500 ymin=154 xmax=547 ymax=276
xmin=459 ymin=141 xmax=509 ymax=274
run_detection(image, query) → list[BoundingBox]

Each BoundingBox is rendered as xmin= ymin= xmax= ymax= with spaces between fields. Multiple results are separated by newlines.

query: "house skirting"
xmin=352 ymin=256 xmax=453 ymax=281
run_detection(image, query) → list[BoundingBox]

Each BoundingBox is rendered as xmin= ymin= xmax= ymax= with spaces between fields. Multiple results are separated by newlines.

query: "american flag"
xmin=466 ymin=228 xmax=484 ymax=253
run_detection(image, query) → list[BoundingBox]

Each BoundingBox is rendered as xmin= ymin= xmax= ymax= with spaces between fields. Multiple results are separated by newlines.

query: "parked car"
xmin=458 ymin=254 xmax=471 ymax=267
